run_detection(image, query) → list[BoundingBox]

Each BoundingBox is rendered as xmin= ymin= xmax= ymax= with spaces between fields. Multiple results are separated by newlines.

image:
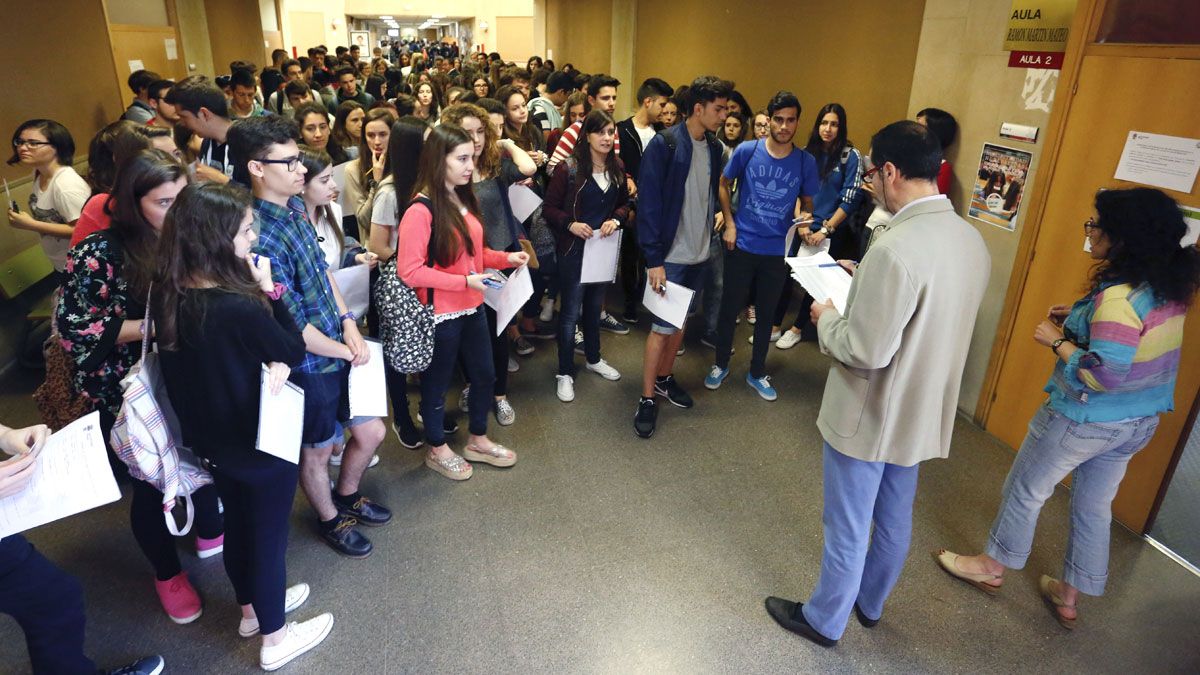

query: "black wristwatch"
xmin=1051 ymin=337 xmax=1069 ymax=353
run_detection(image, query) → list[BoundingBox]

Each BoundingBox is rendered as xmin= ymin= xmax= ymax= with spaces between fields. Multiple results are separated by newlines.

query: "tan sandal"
xmin=425 ymin=451 xmax=473 ymax=480
xmin=1039 ymin=575 xmax=1077 ymax=630
xmin=933 ymin=550 xmax=1003 ymax=596
xmin=463 ymin=442 xmax=517 ymax=468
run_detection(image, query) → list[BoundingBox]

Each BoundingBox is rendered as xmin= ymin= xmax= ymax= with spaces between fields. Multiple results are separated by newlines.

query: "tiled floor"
xmin=2 ymin=316 xmax=1197 ymax=673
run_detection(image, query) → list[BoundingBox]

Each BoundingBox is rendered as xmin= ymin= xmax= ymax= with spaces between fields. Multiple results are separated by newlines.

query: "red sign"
xmin=1008 ymin=51 xmax=1064 ymax=69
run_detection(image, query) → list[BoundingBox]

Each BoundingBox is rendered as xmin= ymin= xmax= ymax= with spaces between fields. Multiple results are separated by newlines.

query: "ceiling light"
xmin=380 ymin=15 xmax=393 ymax=19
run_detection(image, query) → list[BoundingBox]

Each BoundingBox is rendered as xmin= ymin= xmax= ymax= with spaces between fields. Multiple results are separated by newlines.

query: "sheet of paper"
xmin=0 ymin=411 xmax=120 ymax=538
xmin=507 ymin=184 xmax=542 ymax=223
xmin=331 ymin=263 xmax=370 ymax=318
xmin=482 ymin=265 xmax=534 ymax=336
xmin=128 ymin=59 xmax=145 ymax=73
xmin=1113 ymin=131 xmax=1200 ymax=193
xmin=642 ymin=280 xmax=695 ymax=330
xmin=348 ymin=339 xmax=387 ymax=418
xmin=164 ymin=38 xmax=178 ymax=60
xmin=786 ymin=252 xmax=853 ymax=314
xmin=580 ymin=230 xmax=622 ymax=284
xmin=256 ymin=365 xmax=304 ymax=464
xmin=332 ymin=162 xmax=351 ymax=215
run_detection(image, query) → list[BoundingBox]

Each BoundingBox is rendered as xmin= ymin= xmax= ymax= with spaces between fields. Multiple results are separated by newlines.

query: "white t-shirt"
xmin=371 ymin=183 xmax=400 ymax=252
xmin=634 ymin=123 xmax=656 ymax=151
xmin=30 ymin=167 xmax=89 ymax=272
xmin=592 ymin=172 xmax=611 ymax=192
xmin=313 ymin=201 xmax=346 ymax=270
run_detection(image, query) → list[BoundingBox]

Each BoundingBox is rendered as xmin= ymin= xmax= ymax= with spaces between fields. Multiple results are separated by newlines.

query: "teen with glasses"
xmin=6 ymin=119 xmax=90 ymax=275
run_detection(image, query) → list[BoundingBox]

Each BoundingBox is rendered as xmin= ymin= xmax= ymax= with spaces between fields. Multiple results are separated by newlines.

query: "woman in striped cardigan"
xmin=934 ymin=187 xmax=1200 ymax=630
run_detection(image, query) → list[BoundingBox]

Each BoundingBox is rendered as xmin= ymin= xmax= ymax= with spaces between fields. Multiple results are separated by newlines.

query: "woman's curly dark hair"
xmin=1091 ymin=187 xmax=1200 ymax=305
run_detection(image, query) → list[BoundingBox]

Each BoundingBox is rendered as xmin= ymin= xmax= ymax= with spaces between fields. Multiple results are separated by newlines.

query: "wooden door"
xmin=982 ymin=3 xmax=1200 ymax=532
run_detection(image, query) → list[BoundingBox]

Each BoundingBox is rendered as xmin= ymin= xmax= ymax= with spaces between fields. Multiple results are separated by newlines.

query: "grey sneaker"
xmin=494 ymin=398 xmax=516 ymax=426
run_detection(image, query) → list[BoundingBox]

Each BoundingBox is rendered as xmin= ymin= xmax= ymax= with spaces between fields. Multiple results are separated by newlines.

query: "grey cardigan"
xmin=815 ymin=196 xmax=990 ymax=467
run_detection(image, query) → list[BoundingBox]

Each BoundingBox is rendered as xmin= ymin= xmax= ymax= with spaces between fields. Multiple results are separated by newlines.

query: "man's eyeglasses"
xmin=12 ymin=139 xmax=51 ymax=149
xmin=255 ymin=156 xmax=301 ymax=172
xmin=1083 ymin=217 xmax=1098 ymax=234
xmin=863 ymin=164 xmax=881 ymax=182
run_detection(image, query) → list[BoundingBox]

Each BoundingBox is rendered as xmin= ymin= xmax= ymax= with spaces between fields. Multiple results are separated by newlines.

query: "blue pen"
xmin=818 ymin=263 xmax=840 ymax=268
xmin=254 ymin=254 xmax=260 ymax=267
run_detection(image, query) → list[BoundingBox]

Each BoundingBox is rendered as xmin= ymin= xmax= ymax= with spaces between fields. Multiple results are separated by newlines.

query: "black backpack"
xmin=373 ymin=196 xmax=437 ymax=374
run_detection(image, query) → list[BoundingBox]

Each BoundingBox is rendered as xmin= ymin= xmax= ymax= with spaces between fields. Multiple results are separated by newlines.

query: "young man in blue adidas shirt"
xmin=633 ymin=75 xmax=732 ymax=438
xmin=707 ymin=91 xmax=817 ymax=401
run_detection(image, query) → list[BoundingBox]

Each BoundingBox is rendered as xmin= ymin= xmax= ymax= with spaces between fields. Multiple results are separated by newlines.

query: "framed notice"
xmin=969 ymin=143 xmax=1033 ymax=231
xmin=350 ymin=31 xmax=370 ymax=53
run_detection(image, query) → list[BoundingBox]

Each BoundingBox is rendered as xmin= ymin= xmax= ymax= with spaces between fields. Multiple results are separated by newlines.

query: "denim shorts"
xmin=650 ymin=261 xmax=705 ymax=334
xmin=290 ymin=367 xmax=374 ymax=449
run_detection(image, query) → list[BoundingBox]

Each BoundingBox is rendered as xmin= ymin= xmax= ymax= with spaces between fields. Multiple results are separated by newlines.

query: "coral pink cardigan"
xmin=397 ymin=201 xmax=509 ymax=315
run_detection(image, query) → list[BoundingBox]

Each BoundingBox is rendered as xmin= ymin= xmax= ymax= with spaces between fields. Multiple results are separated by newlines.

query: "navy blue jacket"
xmin=636 ymin=123 xmax=723 ymax=268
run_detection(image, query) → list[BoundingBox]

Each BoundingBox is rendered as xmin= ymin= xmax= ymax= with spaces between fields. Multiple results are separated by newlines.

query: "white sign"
xmin=1114 ymin=131 xmax=1200 ymax=194
xmin=164 ymin=38 xmax=178 ymax=60
xmin=128 ymin=59 xmax=145 ymax=73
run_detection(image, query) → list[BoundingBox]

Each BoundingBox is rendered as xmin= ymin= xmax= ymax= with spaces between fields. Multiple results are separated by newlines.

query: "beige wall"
xmin=495 ymin=17 xmax=536 ymax=62
xmin=906 ymin=0 xmax=1070 ymax=415
xmin=107 ymin=0 xmax=170 ymax=25
xmin=205 ymin=0 xmax=270 ymax=71
xmin=546 ymin=0 xmax=612 ymax=75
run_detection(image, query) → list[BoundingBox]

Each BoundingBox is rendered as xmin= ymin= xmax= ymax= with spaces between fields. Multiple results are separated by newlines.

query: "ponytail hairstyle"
xmin=297 ymin=145 xmax=344 ymax=258
xmin=108 ymin=148 xmax=188 ymax=300
xmin=1090 ymin=188 xmax=1200 ymax=305
xmin=155 ymin=182 xmax=265 ymax=350
xmin=412 ymin=124 xmax=479 ymax=267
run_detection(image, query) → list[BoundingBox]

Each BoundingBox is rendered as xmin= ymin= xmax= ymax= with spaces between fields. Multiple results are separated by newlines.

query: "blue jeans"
xmin=802 ymin=442 xmax=920 ymax=641
xmin=420 ymin=310 xmax=494 ymax=446
xmin=556 ymin=248 xmax=604 ymax=375
xmin=985 ymin=404 xmax=1159 ymax=596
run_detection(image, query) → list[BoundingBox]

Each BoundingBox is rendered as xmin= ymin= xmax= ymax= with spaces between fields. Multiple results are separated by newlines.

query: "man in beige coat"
xmin=766 ymin=120 xmax=990 ymax=646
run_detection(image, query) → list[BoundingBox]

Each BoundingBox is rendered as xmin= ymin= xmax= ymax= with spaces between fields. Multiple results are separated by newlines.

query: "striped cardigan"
xmin=1046 ymin=282 xmax=1187 ymax=422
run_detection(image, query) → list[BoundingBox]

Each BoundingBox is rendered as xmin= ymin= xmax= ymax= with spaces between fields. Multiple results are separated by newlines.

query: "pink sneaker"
xmin=154 ymin=571 xmax=203 ymax=624
xmin=196 ymin=533 xmax=224 ymax=559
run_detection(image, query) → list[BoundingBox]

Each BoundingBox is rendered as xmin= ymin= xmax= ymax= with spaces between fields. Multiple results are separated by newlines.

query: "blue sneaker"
xmin=746 ymin=373 xmax=778 ymax=401
xmin=704 ymin=365 xmax=729 ymax=390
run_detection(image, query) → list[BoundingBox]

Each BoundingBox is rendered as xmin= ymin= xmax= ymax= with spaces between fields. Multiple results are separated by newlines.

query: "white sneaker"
xmin=556 ymin=374 xmax=575 ymax=402
xmin=259 ymin=613 xmax=334 ymax=671
xmin=748 ymin=330 xmax=782 ymax=345
xmin=539 ymin=297 xmax=555 ymax=322
xmin=776 ymin=330 xmax=803 ymax=350
xmin=494 ymin=398 xmax=516 ymax=426
xmin=586 ymin=359 xmax=621 ymax=381
xmin=460 ymin=386 xmax=470 ymax=412
xmin=328 ymin=453 xmax=379 ymax=468
xmin=239 ymin=583 xmax=311 ymax=637
xmin=507 ymin=357 xmax=520 ymax=373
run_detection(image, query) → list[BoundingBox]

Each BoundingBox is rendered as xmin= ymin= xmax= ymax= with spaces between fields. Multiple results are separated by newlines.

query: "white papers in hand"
xmin=349 ymin=339 xmax=387 ymax=418
xmin=256 ymin=365 xmax=304 ymax=464
xmin=580 ymin=230 xmax=622 ymax=284
xmin=483 ymin=265 xmax=534 ymax=336
xmin=786 ymin=251 xmax=852 ymax=314
xmin=0 ymin=411 xmax=120 ymax=538
xmin=642 ymin=280 xmax=695 ymax=330
xmin=332 ymin=263 xmax=370 ymax=318
xmin=507 ymin=184 xmax=542 ymax=223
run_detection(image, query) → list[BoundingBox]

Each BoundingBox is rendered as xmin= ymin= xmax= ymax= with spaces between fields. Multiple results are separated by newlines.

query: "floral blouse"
xmin=55 ymin=231 xmax=144 ymax=417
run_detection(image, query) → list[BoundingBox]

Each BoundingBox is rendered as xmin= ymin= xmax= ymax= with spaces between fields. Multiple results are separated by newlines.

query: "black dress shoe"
xmin=320 ymin=516 xmax=373 ymax=558
xmin=854 ymin=602 xmax=879 ymax=628
xmin=334 ymin=493 xmax=392 ymax=527
xmin=764 ymin=597 xmax=838 ymax=647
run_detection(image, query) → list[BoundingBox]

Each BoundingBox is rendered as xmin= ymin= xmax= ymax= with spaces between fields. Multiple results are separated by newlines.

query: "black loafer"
xmin=320 ymin=516 xmax=373 ymax=558
xmin=765 ymin=597 xmax=838 ymax=647
xmin=854 ymin=602 xmax=879 ymax=628
xmin=334 ymin=493 xmax=392 ymax=527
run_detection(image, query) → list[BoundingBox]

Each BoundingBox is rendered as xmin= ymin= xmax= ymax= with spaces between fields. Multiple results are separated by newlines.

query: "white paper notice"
xmin=1114 ymin=131 xmax=1200 ymax=193
xmin=580 ymin=230 xmax=621 ymax=284
xmin=128 ymin=59 xmax=145 ymax=73
xmin=164 ymin=38 xmax=178 ymax=60
xmin=482 ymin=265 xmax=534 ymax=336
xmin=348 ymin=340 xmax=387 ymax=418
xmin=332 ymin=263 xmax=370 ymax=318
xmin=1180 ymin=205 xmax=1200 ymax=248
xmin=332 ymin=162 xmax=351 ymax=214
xmin=507 ymin=184 xmax=542 ymax=223
xmin=0 ymin=411 xmax=120 ymax=538
xmin=786 ymin=252 xmax=853 ymax=315
xmin=642 ymin=280 xmax=695 ymax=330
xmin=256 ymin=365 xmax=304 ymax=464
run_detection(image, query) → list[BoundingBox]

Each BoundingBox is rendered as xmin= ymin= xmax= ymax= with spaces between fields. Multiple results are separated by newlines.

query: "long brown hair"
xmin=356 ymin=108 xmax=397 ymax=177
xmin=108 ymin=149 xmax=188 ymax=301
xmin=571 ymin=110 xmax=622 ymax=188
xmin=297 ymin=145 xmax=343 ymax=258
xmin=495 ymin=85 xmax=542 ymax=153
xmin=440 ymin=103 xmax=498 ymax=178
xmin=412 ymin=125 xmax=479 ymax=267
xmin=154 ymin=182 xmax=265 ymax=350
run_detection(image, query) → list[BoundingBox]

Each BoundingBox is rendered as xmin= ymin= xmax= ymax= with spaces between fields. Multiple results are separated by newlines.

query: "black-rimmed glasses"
xmin=255 ymin=156 xmax=301 ymax=172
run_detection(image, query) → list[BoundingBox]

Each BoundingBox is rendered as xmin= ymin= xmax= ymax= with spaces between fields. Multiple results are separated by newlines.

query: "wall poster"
xmin=969 ymin=143 xmax=1033 ymax=231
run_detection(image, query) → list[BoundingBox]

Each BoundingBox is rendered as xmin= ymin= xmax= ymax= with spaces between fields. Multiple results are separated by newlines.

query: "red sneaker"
xmin=154 ymin=571 xmax=203 ymax=624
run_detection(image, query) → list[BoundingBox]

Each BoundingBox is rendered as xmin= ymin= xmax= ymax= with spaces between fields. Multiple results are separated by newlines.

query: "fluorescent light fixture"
xmin=380 ymin=15 xmax=393 ymax=19
xmin=387 ymin=28 xmax=399 ymax=36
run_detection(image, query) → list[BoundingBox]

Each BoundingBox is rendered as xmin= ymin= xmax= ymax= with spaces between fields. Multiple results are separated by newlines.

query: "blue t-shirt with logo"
xmin=724 ymin=140 xmax=818 ymax=255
